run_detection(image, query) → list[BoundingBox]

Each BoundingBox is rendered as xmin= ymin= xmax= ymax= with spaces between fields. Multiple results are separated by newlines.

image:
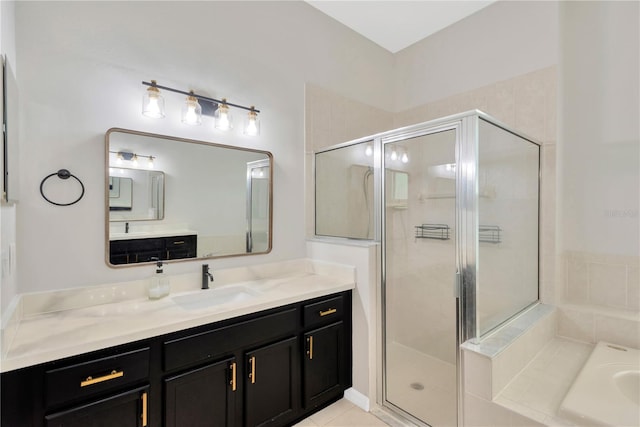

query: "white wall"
xmin=394 ymin=0 xmax=558 ymax=111
xmin=559 ymin=0 xmax=639 ymax=257
xmin=15 ymin=1 xmax=394 ymax=293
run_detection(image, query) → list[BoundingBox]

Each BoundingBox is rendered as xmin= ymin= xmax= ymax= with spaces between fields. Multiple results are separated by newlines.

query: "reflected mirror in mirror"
xmin=108 ymin=170 xmax=165 ymax=219
xmin=106 ymin=128 xmax=272 ymax=266
xmin=315 ymin=141 xmax=375 ymax=239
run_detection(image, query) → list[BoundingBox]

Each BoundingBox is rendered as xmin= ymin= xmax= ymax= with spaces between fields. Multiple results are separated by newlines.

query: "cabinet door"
xmin=244 ymin=337 xmax=299 ymax=427
xmin=303 ymin=322 xmax=345 ymax=409
xmin=164 ymin=357 xmax=237 ymax=427
xmin=45 ymin=385 xmax=149 ymax=427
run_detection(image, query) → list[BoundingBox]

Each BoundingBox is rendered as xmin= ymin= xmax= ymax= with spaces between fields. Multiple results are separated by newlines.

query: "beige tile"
xmin=557 ymin=308 xmax=594 ymax=343
xmin=464 ymin=392 xmax=511 ymax=427
xmin=293 ymin=418 xmax=320 ymax=427
xmin=514 ymin=71 xmax=546 ymax=142
xmin=309 ymin=399 xmax=357 ymax=426
xmin=487 ymin=80 xmax=516 ymax=127
xmin=324 ymin=407 xmax=389 ymax=427
xmin=589 ymin=262 xmax=627 ymax=308
xmin=464 ymin=350 xmax=493 ymax=400
xmin=594 ymin=314 xmax=640 ymax=349
xmin=565 ymin=257 xmax=589 ymax=304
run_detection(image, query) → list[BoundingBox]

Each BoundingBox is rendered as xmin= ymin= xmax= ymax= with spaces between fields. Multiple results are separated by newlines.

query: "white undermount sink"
xmin=172 ymin=286 xmax=262 ymax=310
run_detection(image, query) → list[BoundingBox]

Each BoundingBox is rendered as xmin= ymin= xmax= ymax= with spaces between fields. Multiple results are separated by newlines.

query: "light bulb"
xmin=365 ymin=144 xmax=373 ymax=157
xmin=244 ymin=107 xmax=260 ymax=136
xmin=401 ymin=152 xmax=409 ymax=164
xmin=390 ymin=148 xmax=398 ymax=161
xmin=148 ymin=156 xmax=155 ymax=169
xmin=215 ymin=100 xmax=233 ymax=131
xmin=132 ymin=154 xmax=139 ymax=167
xmin=116 ymin=153 xmax=124 ymax=165
xmin=142 ymin=81 xmax=165 ymax=119
xmin=181 ymin=92 xmax=202 ymax=125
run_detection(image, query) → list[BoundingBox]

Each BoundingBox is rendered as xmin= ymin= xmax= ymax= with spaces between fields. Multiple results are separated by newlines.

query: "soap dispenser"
xmin=148 ymin=259 xmax=170 ymax=299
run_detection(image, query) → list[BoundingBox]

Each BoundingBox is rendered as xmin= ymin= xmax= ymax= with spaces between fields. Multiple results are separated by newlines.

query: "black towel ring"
xmin=39 ymin=169 xmax=85 ymax=206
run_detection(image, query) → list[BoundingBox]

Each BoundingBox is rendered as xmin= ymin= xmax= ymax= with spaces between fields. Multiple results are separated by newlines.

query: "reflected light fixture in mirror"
xmin=142 ymin=80 xmax=165 ymax=118
xmin=141 ymin=81 xmax=260 ymax=136
xmin=181 ymin=91 xmax=202 ymax=125
xmin=110 ymin=151 xmax=156 ymax=169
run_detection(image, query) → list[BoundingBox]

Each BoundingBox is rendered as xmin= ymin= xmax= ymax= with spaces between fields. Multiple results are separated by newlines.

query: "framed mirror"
xmin=105 ymin=128 xmax=272 ymax=267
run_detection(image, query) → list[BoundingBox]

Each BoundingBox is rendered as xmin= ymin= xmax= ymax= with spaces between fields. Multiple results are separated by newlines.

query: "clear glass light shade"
xmin=142 ymin=83 xmax=165 ymax=119
xmin=390 ymin=149 xmax=398 ymax=161
xmin=244 ymin=109 xmax=260 ymax=136
xmin=401 ymin=152 xmax=409 ymax=163
xmin=181 ymin=94 xmax=202 ymax=125
xmin=215 ymin=101 xmax=233 ymax=131
xmin=147 ymin=156 xmax=155 ymax=169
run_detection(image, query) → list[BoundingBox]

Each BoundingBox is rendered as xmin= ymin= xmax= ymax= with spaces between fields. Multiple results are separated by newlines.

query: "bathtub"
xmin=559 ymin=341 xmax=640 ymax=427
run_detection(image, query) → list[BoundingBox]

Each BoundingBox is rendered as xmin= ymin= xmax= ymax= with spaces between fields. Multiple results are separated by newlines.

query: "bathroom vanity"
xmin=0 ymin=260 xmax=354 ymax=427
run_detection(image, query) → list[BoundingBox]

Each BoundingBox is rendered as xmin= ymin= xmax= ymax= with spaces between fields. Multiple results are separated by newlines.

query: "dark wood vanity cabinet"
xmin=302 ymin=295 xmax=349 ymax=411
xmin=44 ymin=385 xmax=149 ymax=427
xmin=164 ymin=357 xmax=237 ymax=427
xmin=0 ymin=291 xmax=352 ymax=427
xmin=109 ymin=234 xmax=197 ymax=265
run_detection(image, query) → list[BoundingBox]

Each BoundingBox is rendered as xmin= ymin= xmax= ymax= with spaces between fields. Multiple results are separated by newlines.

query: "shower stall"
xmin=315 ymin=111 xmax=540 ymax=427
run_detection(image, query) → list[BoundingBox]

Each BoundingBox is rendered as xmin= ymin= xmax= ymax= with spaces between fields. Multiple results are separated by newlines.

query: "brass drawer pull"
xmin=319 ymin=308 xmax=337 ymax=317
xmin=80 ymin=370 xmax=124 ymax=387
xmin=230 ymin=362 xmax=237 ymax=391
xmin=249 ymin=356 xmax=256 ymax=384
xmin=141 ymin=392 xmax=148 ymax=426
xmin=172 ymin=241 xmax=185 ymax=245
xmin=307 ymin=336 xmax=314 ymax=360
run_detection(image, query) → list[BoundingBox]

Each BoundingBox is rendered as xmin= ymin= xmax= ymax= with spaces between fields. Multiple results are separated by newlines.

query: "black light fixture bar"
xmin=142 ymin=81 xmax=260 ymax=113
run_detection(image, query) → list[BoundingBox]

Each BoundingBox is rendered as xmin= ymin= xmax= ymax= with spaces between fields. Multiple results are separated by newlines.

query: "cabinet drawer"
xmin=45 ymin=347 xmax=150 ymax=409
xmin=303 ymin=295 xmax=344 ymax=329
xmin=164 ymin=308 xmax=297 ymax=372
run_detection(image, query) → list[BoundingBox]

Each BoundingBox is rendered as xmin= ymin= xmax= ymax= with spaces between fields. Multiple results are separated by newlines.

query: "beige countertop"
xmin=0 ymin=259 xmax=355 ymax=373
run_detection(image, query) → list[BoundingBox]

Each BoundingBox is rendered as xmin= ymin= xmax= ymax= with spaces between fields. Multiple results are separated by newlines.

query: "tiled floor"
xmin=295 ymin=399 xmax=391 ymax=427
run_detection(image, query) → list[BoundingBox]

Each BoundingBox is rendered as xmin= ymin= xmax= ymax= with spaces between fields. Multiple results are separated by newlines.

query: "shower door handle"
xmin=454 ymin=270 xmax=461 ymax=298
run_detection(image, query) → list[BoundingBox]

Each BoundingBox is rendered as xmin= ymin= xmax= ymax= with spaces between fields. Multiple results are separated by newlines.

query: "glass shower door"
xmin=383 ymin=128 xmax=458 ymax=426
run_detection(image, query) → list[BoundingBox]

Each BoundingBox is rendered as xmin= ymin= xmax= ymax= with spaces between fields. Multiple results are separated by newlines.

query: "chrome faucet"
xmin=202 ymin=264 xmax=214 ymax=289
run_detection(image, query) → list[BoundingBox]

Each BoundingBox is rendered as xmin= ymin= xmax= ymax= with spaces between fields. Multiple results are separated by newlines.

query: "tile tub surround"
xmin=462 ymin=304 xmax=558 ymax=427
xmin=0 ymin=258 xmax=355 ymax=372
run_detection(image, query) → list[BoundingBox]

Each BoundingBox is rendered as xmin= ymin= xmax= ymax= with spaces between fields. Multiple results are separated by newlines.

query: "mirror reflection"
xmin=106 ymin=128 xmax=272 ymax=266
xmin=109 ymin=170 xmax=165 ymax=220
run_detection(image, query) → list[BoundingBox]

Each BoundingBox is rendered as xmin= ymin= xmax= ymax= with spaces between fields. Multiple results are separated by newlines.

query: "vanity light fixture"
xmin=181 ymin=91 xmax=202 ymax=126
xmin=141 ymin=81 xmax=261 ymax=136
xmin=401 ymin=151 xmax=409 ymax=164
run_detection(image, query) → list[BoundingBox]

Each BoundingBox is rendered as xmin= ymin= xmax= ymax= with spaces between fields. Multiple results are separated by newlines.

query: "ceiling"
xmin=306 ymin=1 xmax=495 ymax=53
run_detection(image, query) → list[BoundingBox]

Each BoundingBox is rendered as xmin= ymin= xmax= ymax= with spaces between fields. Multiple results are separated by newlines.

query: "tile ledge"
xmin=461 ymin=303 xmax=555 ymax=358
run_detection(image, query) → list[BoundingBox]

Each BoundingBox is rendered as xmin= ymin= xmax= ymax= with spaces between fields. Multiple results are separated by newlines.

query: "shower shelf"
xmin=415 ymin=224 xmax=450 ymax=240
xmin=479 ymin=225 xmax=501 ymax=243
